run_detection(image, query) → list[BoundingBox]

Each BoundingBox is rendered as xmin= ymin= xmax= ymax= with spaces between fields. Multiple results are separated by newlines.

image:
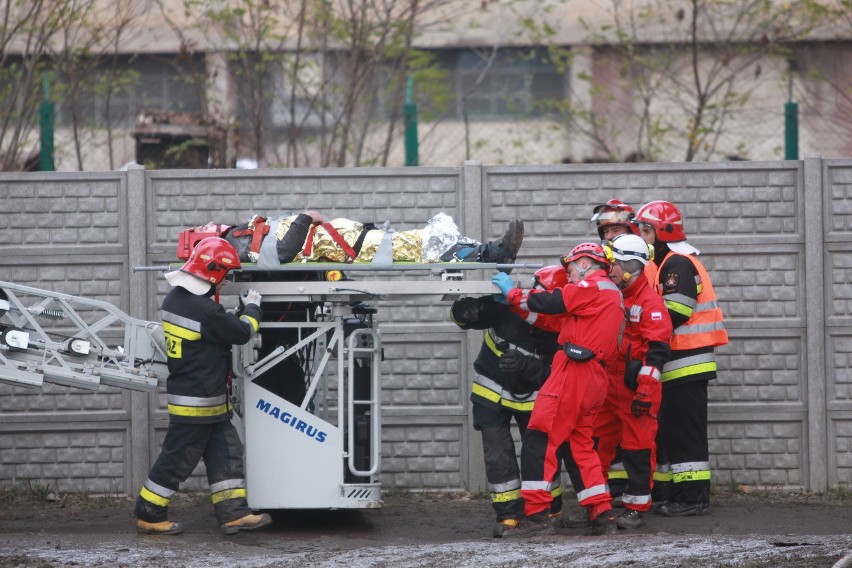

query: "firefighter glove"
xmin=499 ymin=349 xmax=528 ymax=372
xmin=504 ymin=351 xmax=548 ymax=394
xmin=451 ymin=297 xmax=485 ymax=325
xmin=631 ymin=396 xmax=652 ymax=418
xmin=491 ymin=272 xmax=513 ymax=297
xmin=631 ymin=371 xmax=659 ymax=418
xmin=241 ymin=289 xmax=262 ymax=307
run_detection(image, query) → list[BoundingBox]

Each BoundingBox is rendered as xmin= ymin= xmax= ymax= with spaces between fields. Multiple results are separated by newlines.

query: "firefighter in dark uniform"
xmin=134 ymin=237 xmax=273 ymax=536
xmin=451 ymin=266 xmax=563 ymax=537
xmin=633 ymin=200 xmax=728 ymax=517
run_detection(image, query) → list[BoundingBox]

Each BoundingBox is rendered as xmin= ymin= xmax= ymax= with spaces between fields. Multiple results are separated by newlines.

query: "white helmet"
xmin=608 ymin=234 xmax=653 ymax=266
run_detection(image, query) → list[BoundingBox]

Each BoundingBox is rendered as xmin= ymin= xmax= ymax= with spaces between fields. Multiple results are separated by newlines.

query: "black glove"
xmin=451 ymin=297 xmax=485 ymax=326
xmin=499 ymin=349 xmax=528 ymax=373
xmin=623 ymin=358 xmax=642 ymax=391
xmin=502 ymin=350 xmax=549 ymax=394
xmin=631 ymin=396 xmax=653 ymax=418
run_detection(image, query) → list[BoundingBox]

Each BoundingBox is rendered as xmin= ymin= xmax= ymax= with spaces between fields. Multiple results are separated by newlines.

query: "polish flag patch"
xmin=651 ymin=311 xmax=663 ymax=320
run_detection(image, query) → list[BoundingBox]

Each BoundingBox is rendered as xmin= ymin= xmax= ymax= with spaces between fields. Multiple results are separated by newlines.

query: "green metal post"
xmin=784 ymin=101 xmax=799 ymax=161
xmin=39 ymin=73 xmax=55 ymax=171
xmin=403 ymin=75 xmax=419 ymax=167
xmin=784 ymin=62 xmax=799 ymax=161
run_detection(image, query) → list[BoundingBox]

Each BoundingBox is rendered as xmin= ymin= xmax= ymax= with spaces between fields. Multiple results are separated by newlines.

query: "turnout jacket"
xmin=646 ymin=251 xmax=727 ymax=385
xmin=161 ymin=287 xmax=262 ymax=424
xmin=508 ymin=270 xmax=625 ymax=368
xmin=451 ymin=295 xmax=558 ymax=413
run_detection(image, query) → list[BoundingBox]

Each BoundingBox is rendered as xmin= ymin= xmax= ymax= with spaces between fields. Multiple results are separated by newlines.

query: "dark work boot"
xmin=616 ymin=508 xmax=644 ymax=529
xmin=439 ymin=220 xmax=524 ymax=272
xmin=481 ymin=220 xmax=524 ymax=271
xmin=501 ymin=511 xmax=556 ymax=538
xmin=587 ymin=505 xmax=618 ymax=536
xmin=658 ymin=501 xmax=709 ymax=517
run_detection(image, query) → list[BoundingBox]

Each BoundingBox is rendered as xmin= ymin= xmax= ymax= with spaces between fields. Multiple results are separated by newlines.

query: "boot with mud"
xmin=587 ymin=504 xmax=618 ymax=536
xmin=136 ymin=519 xmax=184 ymax=535
xmin=221 ymin=512 xmax=273 ymax=535
xmin=492 ymin=518 xmax=520 ymax=538
xmin=500 ymin=511 xmax=556 ymax=539
xmin=615 ymin=508 xmax=644 ymax=529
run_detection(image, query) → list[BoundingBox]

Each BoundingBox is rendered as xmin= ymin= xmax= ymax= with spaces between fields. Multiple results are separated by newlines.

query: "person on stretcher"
xmin=184 ymin=211 xmax=524 ymax=267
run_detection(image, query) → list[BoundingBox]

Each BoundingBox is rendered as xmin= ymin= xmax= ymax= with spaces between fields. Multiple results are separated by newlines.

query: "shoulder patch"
xmin=650 ymin=311 xmax=663 ymax=320
xmin=578 ymin=280 xmax=590 ymax=288
xmin=664 ymin=272 xmax=679 ymax=290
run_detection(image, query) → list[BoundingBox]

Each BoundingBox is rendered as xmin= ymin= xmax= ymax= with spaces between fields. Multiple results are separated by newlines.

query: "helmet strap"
xmin=570 ymin=260 xmax=589 ymax=279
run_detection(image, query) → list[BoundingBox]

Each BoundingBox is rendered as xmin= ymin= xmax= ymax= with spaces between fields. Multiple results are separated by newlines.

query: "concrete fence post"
xmin=125 ymin=164 xmax=151 ymax=494
xmin=461 ymin=160 xmax=486 ymax=493
xmin=803 ymin=153 xmax=827 ymax=492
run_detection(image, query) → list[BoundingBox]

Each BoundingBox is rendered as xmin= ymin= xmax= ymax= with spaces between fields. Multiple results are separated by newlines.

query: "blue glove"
xmin=491 ymin=272 xmax=514 ymax=297
xmin=492 ymin=294 xmax=508 ymax=304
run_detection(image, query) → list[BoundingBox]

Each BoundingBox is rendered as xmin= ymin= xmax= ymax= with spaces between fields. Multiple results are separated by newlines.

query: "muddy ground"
xmin=0 ymin=486 xmax=850 ymax=567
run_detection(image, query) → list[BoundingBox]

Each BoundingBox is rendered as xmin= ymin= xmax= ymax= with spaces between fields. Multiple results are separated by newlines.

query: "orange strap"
xmin=303 ymin=221 xmax=357 ymax=262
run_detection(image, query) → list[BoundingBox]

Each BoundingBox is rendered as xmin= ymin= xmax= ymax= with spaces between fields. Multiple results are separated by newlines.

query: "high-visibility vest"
xmin=652 ymin=251 xmax=728 ymax=350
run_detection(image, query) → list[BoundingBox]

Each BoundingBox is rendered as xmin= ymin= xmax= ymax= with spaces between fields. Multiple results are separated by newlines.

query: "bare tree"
xmin=0 ymin=0 xmax=67 ymax=171
xmin=564 ymin=0 xmax=828 ymax=162
xmin=159 ymin=0 xmax=463 ymax=168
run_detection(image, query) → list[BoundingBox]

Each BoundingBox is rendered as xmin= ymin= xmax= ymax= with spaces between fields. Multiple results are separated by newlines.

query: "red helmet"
xmin=181 ymin=237 xmax=241 ymax=285
xmin=560 ymin=242 xmax=610 ymax=269
xmin=591 ymin=199 xmax=638 ymax=239
xmin=533 ymin=265 xmax=568 ymax=291
xmin=633 ymin=200 xmax=687 ymax=242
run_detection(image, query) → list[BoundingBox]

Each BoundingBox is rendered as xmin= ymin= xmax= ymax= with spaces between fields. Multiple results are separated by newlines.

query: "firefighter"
xmin=590 ymin=198 xmax=640 ymax=505
xmin=593 ymin=234 xmax=672 ymax=529
xmin=632 ymin=200 xmax=729 ymax=517
xmin=491 ymin=242 xmax=624 ymax=537
xmin=451 ymin=266 xmax=563 ymax=537
xmin=134 ymin=237 xmax=273 ymax=536
xmin=591 ymin=198 xmax=639 ymax=242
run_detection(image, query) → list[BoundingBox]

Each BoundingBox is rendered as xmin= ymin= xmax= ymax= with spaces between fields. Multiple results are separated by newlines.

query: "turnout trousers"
xmin=658 ymin=380 xmax=711 ymax=505
xmin=473 ymin=403 xmax=565 ymax=521
xmin=519 ymin=352 xmax=610 ymax=517
xmin=135 ymin=419 xmax=253 ymax=525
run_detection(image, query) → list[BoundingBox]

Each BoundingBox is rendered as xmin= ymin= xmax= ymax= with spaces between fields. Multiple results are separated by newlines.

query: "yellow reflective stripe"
xmin=140 ymin=486 xmax=170 ymax=507
xmin=472 ymin=378 xmax=536 ymax=411
xmin=492 ymin=489 xmax=522 ymax=503
xmin=665 ymin=299 xmax=694 ymax=318
xmin=211 ymin=487 xmax=247 ymax=504
xmin=472 ymin=382 xmax=501 ymax=403
xmin=500 ymin=398 xmax=535 ymax=412
xmin=162 ymin=321 xmax=201 ymax=340
xmin=484 ymin=331 xmax=503 ymax=357
xmin=608 ymin=470 xmax=629 ymax=480
xmin=168 ymin=403 xmax=230 ymax=417
xmin=661 ymin=361 xmax=717 ymax=382
xmin=240 ymin=315 xmax=259 ymax=332
xmin=653 ymin=471 xmax=672 ymax=482
xmin=672 ymin=470 xmax=711 ymax=483
xmin=551 ymin=485 xmax=563 ymax=498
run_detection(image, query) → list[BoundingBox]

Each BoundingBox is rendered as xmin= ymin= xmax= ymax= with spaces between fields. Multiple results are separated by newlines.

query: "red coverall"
xmin=593 ymin=274 xmax=672 ymax=513
xmin=507 ymin=271 xmax=624 ymax=517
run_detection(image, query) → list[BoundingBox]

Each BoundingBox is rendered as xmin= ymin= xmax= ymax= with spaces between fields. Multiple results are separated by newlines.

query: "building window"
xmin=56 ymin=54 xmax=204 ymax=129
xmin=436 ymin=47 xmax=566 ymax=119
